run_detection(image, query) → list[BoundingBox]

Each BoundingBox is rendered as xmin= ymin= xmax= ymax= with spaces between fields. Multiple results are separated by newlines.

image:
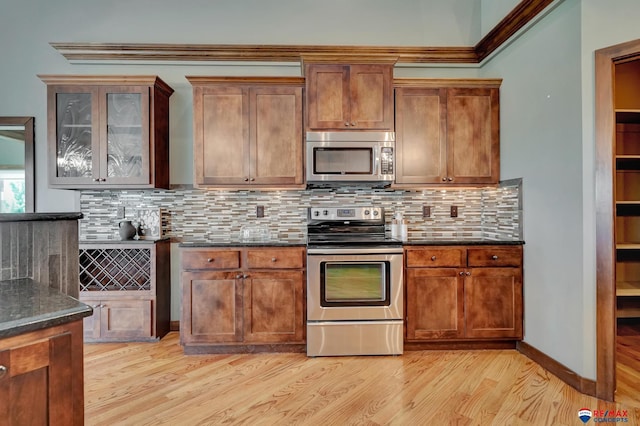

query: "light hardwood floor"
xmin=84 ymin=333 xmax=640 ymax=425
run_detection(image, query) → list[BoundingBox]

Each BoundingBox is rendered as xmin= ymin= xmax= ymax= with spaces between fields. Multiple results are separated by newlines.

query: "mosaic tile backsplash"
xmin=79 ymin=179 xmax=523 ymax=243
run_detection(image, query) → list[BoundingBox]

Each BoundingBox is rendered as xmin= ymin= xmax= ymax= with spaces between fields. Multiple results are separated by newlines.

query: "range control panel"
xmin=308 ymin=206 xmax=383 ymax=222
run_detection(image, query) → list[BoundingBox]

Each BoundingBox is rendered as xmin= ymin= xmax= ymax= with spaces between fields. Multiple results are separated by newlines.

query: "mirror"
xmin=0 ymin=117 xmax=34 ymax=213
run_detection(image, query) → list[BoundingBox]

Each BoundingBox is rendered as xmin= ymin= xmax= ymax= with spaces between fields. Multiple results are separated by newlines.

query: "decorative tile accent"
xmin=79 ymin=180 xmax=522 ymax=243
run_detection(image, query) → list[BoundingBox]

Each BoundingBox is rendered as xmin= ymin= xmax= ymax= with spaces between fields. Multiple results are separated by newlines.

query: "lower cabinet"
xmin=0 ymin=321 xmax=85 ymax=425
xmin=405 ymin=245 xmax=523 ymax=343
xmin=180 ymin=246 xmax=306 ymax=352
xmin=79 ymin=240 xmax=171 ymax=342
xmin=81 ymin=298 xmax=153 ymax=341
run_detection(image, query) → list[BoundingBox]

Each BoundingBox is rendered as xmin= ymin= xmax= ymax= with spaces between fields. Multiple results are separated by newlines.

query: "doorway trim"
xmin=595 ymin=38 xmax=640 ymax=401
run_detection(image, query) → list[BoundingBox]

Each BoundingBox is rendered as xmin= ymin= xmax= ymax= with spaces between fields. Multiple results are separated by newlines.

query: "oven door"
xmin=307 ymin=247 xmax=403 ymax=321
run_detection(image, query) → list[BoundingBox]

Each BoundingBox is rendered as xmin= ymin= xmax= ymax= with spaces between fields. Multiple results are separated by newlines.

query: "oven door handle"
xmin=307 ymin=247 xmax=403 ymax=255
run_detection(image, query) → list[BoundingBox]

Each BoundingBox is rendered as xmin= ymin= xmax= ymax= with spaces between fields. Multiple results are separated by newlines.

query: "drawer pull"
xmin=431 ymin=255 xmax=436 ymax=261
xmin=0 ymin=365 xmax=7 ymax=378
xmin=492 ymin=255 xmax=498 ymax=260
xmin=459 ymin=271 xmax=464 ymax=276
xmin=207 ymin=258 xmax=214 ymax=263
xmin=236 ymin=274 xmax=243 ymax=279
xmin=466 ymin=271 xmax=471 ymax=276
xmin=271 ymin=257 xmax=277 ymax=262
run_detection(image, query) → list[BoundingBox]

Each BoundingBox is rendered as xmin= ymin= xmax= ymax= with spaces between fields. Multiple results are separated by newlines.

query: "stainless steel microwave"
xmin=305 ymin=131 xmax=395 ymax=184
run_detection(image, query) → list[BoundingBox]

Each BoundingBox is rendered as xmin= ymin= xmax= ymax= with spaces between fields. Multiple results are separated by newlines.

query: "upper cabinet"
xmin=303 ymin=57 xmax=396 ymax=131
xmin=187 ymin=77 xmax=304 ymax=189
xmin=39 ymin=75 xmax=173 ymax=189
xmin=394 ymin=80 xmax=501 ymax=186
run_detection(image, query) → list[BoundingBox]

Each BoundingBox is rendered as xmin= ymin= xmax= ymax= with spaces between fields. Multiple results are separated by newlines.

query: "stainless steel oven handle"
xmin=307 ymin=247 xmax=403 ymax=255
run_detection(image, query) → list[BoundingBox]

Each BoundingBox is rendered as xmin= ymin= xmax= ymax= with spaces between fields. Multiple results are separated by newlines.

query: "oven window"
xmin=320 ymin=261 xmax=390 ymax=306
xmin=313 ymin=148 xmax=373 ymax=174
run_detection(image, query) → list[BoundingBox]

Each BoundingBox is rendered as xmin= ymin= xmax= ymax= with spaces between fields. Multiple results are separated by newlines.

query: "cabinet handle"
xmin=466 ymin=271 xmax=471 ymax=276
xmin=442 ymin=177 xmax=447 ymax=182
xmin=236 ymin=274 xmax=243 ymax=279
xmin=244 ymin=178 xmax=249 ymax=182
xmin=459 ymin=271 xmax=464 ymax=276
xmin=492 ymin=255 xmax=498 ymax=260
xmin=207 ymin=258 xmax=214 ymax=263
xmin=431 ymin=255 xmax=436 ymax=261
xmin=344 ymin=122 xmax=350 ymax=127
xmin=243 ymin=274 xmax=249 ymax=279
xmin=351 ymin=122 xmax=356 ymax=126
xmin=94 ymin=178 xmax=100 ymax=182
xmin=0 ymin=365 xmax=7 ymax=378
xmin=91 ymin=304 xmax=101 ymax=309
xmin=447 ymin=177 xmax=453 ymax=182
xmin=250 ymin=177 xmax=255 ymax=182
xmin=271 ymin=257 xmax=277 ymax=262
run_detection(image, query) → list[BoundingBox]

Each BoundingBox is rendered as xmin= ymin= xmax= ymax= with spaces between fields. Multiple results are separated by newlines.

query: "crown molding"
xmin=50 ymin=0 xmax=557 ymax=66
xmin=50 ymin=43 xmax=478 ymax=64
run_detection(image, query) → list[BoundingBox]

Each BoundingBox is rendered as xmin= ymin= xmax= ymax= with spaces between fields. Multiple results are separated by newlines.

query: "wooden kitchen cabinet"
xmin=181 ymin=270 xmax=244 ymax=343
xmin=405 ymin=244 xmax=523 ymax=343
xmin=0 ymin=321 xmax=84 ymax=425
xmin=187 ymin=77 xmax=304 ymax=188
xmin=180 ymin=246 xmax=306 ymax=352
xmin=394 ymin=80 xmax=500 ymax=186
xmin=39 ymin=75 xmax=173 ymax=189
xmin=79 ymin=240 xmax=171 ymax=342
xmin=304 ymin=61 xmax=395 ymax=131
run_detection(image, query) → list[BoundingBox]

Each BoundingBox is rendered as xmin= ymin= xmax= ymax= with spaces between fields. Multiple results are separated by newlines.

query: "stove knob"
xmin=313 ymin=211 xmax=320 ymax=217
xmin=323 ymin=210 xmax=329 ymax=215
xmin=373 ymin=210 xmax=379 ymax=216
xmin=364 ymin=210 xmax=370 ymax=216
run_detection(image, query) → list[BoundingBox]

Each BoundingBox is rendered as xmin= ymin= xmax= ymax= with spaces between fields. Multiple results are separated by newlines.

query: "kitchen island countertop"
xmin=0 ymin=278 xmax=93 ymax=339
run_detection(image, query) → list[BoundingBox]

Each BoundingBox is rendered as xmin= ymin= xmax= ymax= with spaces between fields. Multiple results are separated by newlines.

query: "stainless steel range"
xmin=306 ymin=206 xmax=403 ymax=356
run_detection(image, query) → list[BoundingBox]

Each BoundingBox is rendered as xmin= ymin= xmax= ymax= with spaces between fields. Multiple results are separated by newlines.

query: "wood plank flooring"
xmin=84 ymin=333 xmax=640 ymax=425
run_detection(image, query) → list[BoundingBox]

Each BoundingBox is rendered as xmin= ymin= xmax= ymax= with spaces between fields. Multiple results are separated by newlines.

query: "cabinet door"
xmin=0 ymin=332 xmax=74 ymax=425
xmin=305 ymin=64 xmax=350 ymax=130
xmin=395 ymin=88 xmax=447 ymax=184
xmin=100 ymin=299 xmax=153 ymax=340
xmin=100 ymin=86 xmax=151 ymax=185
xmin=194 ymin=86 xmax=249 ymax=185
xmin=181 ymin=271 xmax=243 ymax=343
xmin=80 ymin=298 xmax=102 ymax=340
xmin=447 ymin=88 xmax=500 ymax=184
xmin=243 ymin=270 xmax=305 ymax=343
xmin=251 ymin=86 xmax=303 ymax=185
xmin=464 ymin=267 xmax=523 ymax=339
xmin=349 ymin=64 xmax=394 ymax=130
xmin=48 ymin=85 xmax=101 ymax=186
xmin=406 ymin=268 xmax=465 ymax=340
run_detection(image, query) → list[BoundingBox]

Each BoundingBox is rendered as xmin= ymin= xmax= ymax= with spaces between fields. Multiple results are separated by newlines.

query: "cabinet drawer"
xmin=406 ymin=247 xmax=466 ymax=268
xmin=467 ymin=247 xmax=522 ymax=267
xmin=182 ymin=250 xmax=241 ymax=270
xmin=246 ymin=248 xmax=305 ymax=269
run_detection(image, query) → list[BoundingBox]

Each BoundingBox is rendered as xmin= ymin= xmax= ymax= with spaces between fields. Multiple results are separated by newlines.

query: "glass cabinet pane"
xmin=56 ymin=93 xmax=93 ymax=178
xmin=106 ymin=93 xmax=143 ymax=178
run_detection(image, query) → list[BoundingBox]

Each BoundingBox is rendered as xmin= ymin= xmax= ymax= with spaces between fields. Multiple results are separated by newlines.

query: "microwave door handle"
xmin=374 ymin=146 xmax=380 ymax=176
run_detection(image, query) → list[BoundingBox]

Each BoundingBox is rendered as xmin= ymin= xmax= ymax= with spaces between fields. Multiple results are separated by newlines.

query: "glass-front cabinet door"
xmin=101 ymin=87 xmax=150 ymax=185
xmin=53 ymin=87 xmax=100 ymax=185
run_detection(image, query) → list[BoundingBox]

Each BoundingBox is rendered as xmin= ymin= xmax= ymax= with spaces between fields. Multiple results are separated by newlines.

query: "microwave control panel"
xmin=380 ymin=147 xmax=394 ymax=175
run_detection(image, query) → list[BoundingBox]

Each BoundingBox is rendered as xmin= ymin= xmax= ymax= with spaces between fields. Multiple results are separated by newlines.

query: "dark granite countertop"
xmin=80 ymin=237 xmax=169 ymax=245
xmin=0 ymin=278 xmax=93 ymax=339
xmin=404 ymin=239 xmax=524 ymax=246
xmin=0 ymin=212 xmax=83 ymax=222
xmin=179 ymin=240 xmax=307 ymax=248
